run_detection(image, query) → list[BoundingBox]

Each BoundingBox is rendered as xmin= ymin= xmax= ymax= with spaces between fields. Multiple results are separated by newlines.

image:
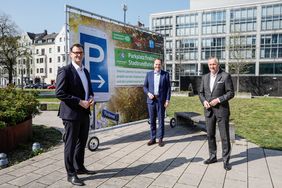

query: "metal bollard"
xmin=0 ymin=153 xmax=9 ymax=169
xmin=32 ymin=142 xmax=41 ymax=152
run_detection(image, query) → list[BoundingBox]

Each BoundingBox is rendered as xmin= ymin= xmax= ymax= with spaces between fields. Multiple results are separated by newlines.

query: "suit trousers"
xmin=63 ymin=114 xmax=89 ymax=176
xmin=147 ymin=98 xmax=165 ymax=140
xmin=205 ymin=112 xmax=231 ymax=163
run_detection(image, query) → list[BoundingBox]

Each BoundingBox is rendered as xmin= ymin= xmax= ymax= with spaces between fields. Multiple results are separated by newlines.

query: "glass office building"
xmin=150 ymin=0 xmax=282 ymax=89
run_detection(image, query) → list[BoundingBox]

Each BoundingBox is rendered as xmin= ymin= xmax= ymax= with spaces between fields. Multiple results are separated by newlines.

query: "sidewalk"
xmin=0 ymin=111 xmax=281 ymax=188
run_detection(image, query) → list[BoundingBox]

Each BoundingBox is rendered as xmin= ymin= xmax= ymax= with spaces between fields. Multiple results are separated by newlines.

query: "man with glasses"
xmin=56 ymin=43 xmax=96 ymax=186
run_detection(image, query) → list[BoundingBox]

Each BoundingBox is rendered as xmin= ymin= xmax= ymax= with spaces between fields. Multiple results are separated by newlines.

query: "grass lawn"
xmin=6 ymin=124 xmax=62 ymax=166
xmin=37 ymin=98 xmax=60 ymax=103
xmin=167 ymin=96 xmax=282 ymax=151
xmin=37 ymin=95 xmax=282 ymax=151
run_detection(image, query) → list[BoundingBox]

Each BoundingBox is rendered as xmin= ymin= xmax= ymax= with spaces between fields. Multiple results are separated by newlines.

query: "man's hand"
xmin=203 ymin=100 xmax=211 ymax=109
xmin=88 ymin=96 xmax=94 ymax=106
xmin=209 ymin=98 xmax=220 ymax=107
xmin=79 ymin=100 xmax=90 ymax=109
xmin=164 ymin=100 xmax=169 ymax=108
xmin=148 ymin=92 xmax=154 ymax=100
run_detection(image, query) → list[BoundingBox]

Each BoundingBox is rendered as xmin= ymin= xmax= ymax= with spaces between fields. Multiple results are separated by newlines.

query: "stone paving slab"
xmin=0 ymin=111 xmax=281 ymax=187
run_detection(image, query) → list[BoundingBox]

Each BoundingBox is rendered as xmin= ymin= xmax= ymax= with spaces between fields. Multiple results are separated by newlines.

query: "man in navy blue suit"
xmin=144 ymin=58 xmax=171 ymax=147
xmin=56 ymin=43 xmax=96 ymax=186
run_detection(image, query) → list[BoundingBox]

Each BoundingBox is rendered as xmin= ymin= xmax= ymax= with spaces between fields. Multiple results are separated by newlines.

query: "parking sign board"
xmin=79 ymin=26 xmax=110 ymax=102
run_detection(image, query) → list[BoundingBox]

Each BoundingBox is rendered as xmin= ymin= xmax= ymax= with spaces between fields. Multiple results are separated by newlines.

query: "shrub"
xmin=108 ymin=87 xmax=148 ymax=123
xmin=0 ymin=86 xmax=40 ymax=128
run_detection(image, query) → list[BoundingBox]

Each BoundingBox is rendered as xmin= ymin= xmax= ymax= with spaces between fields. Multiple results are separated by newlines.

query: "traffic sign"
xmin=79 ymin=26 xmax=110 ymax=102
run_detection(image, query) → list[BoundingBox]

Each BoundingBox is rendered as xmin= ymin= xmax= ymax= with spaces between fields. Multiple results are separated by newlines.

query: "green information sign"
xmin=115 ymin=48 xmax=160 ymax=69
xmin=112 ymin=32 xmax=131 ymax=43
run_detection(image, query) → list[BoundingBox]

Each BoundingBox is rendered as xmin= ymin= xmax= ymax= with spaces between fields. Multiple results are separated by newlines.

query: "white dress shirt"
xmin=209 ymin=71 xmax=218 ymax=92
xmin=72 ymin=62 xmax=89 ymax=100
xmin=154 ymin=71 xmax=161 ymax=95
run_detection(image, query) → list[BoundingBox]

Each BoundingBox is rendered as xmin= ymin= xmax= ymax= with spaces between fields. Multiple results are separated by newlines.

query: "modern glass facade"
xmin=230 ymin=7 xmax=257 ymax=32
xmin=261 ymin=4 xmax=282 ymax=30
xmin=202 ymin=11 xmax=226 ymax=34
xmin=176 ymin=14 xmax=199 ymax=36
xmin=201 ymin=37 xmax=226 ymax=60
xmin=260 ymin=33 xmax=282 ymax=59
xmin=150 ymin=0 xmax=282 ymax=89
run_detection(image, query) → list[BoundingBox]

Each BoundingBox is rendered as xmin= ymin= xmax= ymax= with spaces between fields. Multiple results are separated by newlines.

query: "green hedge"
xmin=0 ymin=86 xmax=40 ymax=128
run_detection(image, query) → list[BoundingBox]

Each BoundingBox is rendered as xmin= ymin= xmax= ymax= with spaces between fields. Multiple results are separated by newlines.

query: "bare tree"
xmin=0 ymin=13 xmax=21 ymax=84
xmin=228 ymin=33 xmax=255 ymax=94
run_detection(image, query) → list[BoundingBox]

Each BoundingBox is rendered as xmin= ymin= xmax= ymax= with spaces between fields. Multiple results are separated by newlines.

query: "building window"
xmin=165 ymin=40 xmax=173 ymax=61
xmin=37 ymin=68 xmax=39 ymax=73
xmin=230 ymin=7 xmax=257 ymax=32
xmin=165 ymin=64 xmax=173 ymax=80
xmin=260 ymin=33 xmax=282 ymax=58
xmin=41 ymin=49 xmax=45 ymax=55
xmin=201 ymin=37 xmax=226 ymax=60
xmin=36 ymin=49 xmax=39 ymax=54
xmin=260 ymin=63 xmax=282 ymax=74
xmin=58 ymin=56 xmax=61 ymax=62
xmin=49 ymin=48 xmax=52 ymax=53
xmin=151 ymin=16 xmax=173 ymax=37
xmin=176 ymin=39 xmax=198 ymax=60
xmin=176 ymin=13 xmax=199 ymax=36
xmin=49 ymin=68 xmax=52 ymax=73
xmin=40 ymin=68 xmax=44 ymax=73
xmin=261 ymin=4 xmax=282 ymax=31
xmin=202 ymin=10 xmax=226 ymax=35
xmin=230 ymin=35 xmax=256 ymax=59
xmin=40 ymin=58 xmax=44 ymax=63
xmin=36 ymin=59 xmax=39 ymax=63
xmin=57 ymin=46 xmax=60 ymax=53
xmin=49 ymin=58 xmax=52 ymax=63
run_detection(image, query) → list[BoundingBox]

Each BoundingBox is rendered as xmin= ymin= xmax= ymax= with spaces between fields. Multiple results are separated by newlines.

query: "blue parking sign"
xmin=79 ymin=26 xmax=110 ymax=102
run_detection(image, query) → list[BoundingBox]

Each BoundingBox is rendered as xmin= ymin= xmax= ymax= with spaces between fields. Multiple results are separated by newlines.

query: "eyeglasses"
xmin=72 ymin=51 xmax=83 ymax=55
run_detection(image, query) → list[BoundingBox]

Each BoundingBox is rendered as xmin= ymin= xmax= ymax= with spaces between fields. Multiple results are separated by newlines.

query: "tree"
xmin=228 ymin=33 xmax=254 ymax=95
xmin=0 ymin=13 xmax=21 ymax=84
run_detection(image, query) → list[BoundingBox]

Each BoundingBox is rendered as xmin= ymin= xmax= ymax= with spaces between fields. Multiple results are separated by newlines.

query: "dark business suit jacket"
xmin=199 ymin=69 xmax=234 ymax=118
xmin=143 ymin=70 xmax=171 ymax=104
xmin=56 ymin=63 xmax=93 ymax=120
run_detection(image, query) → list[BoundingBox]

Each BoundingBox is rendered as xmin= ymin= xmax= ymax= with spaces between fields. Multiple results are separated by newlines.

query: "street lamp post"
xmin=273 ymin=77 xmax=280 ymax=96
xmin=123 ymin=4 xmax=127 ymax=24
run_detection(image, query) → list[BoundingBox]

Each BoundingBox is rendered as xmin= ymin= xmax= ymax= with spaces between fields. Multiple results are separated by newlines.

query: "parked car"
xmin=47 ymin=85 xmax=56 ymax=89
xmin=31 ymin=83 xmax=47 ymax=89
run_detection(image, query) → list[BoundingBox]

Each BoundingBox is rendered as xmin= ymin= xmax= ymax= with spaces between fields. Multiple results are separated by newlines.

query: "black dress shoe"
xmin=158 ymin=139 xmax=164 ymax=147
xmin=67 ymin=175 xmax=85 ymax=186
xmin=76 ymin=168 xmax=97 ymax=175
xmin=224 ymin=162 xmax=232 ymax=171
xmin=204 ymin=157 xmax=217 ymax=164
xmin=147 ymin=140 xmax=156 ymax=146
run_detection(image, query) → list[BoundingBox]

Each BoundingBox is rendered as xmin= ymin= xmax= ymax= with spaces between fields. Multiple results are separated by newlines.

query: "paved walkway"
xmin=1 ymin=111 xmax=281 ymax=188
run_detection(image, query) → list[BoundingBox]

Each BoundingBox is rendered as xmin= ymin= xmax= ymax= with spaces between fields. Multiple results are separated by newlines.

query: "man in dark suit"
xmin=199 ymin=57 xmax=235 ymax=171
xmin=56 ymin=43 xmax=96 ymax=186
xmin=143 ymin=58 xmax=171 ymax=147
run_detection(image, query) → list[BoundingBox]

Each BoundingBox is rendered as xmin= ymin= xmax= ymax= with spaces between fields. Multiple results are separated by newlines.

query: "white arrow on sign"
xmin=91 ymin=75 xmax=105 ymax=88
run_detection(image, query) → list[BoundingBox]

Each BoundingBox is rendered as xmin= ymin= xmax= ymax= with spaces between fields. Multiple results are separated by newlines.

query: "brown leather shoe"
xmin=147 ymin=140 xmax=156 ymax=146
xmin=158 ymin=139 xmax=164 ymax=147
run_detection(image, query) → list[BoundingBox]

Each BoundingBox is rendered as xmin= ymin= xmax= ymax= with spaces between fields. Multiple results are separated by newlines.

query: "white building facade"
xmin=13 ymin=27 xmax=67 ymax=87
xmin=150 ymin=0 xmax=282 ymax=89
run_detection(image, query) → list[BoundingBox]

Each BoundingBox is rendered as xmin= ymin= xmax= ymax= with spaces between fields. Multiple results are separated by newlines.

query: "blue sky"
xmin=0 ymin=0 xmax=189 ymax=34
